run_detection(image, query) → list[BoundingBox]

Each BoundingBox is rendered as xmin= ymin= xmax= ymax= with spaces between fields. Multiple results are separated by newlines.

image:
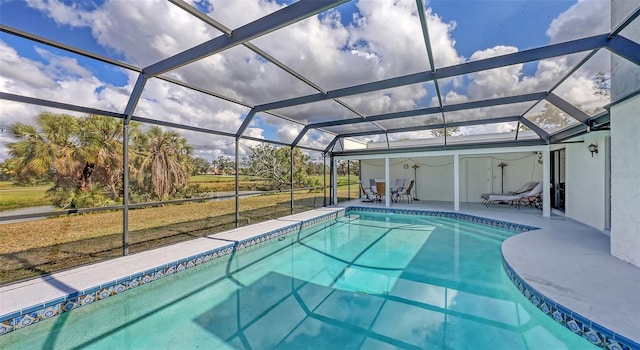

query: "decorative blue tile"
xmin=13 ymin=314 xmax=36 ymax=329
xmin=114 ymin=283 xmax=127 ymax=294
xmin=97 ymin=287 xmax=112 ymax=300
xmin=584 ymin=329 xmax=604 ymax=346
xmin=78 ymin=293 xmax=95 ymax=306
xmin=565 ymin=317 xmax=585 ymax=335
xmin=0 ymin=322 xmax=11 ymax=335
xmin=62 ymin=299 xmax=78 ymax=312
xmin=129 ymin=277 xmax=141 ymax=288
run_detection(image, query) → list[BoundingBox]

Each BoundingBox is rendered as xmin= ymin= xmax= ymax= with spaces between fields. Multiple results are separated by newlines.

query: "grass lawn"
xmin=0 ymin=181 xmax=51 ymax=211
xmin=0 ymin=181 xmax=360 ymax=284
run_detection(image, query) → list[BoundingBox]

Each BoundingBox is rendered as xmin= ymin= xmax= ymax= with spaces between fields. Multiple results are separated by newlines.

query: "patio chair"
xmin=396 ymin=180 xmax=414 ymax=203
xmin=391 ymin=178 xmax=405 ymax=202
xmin=375 ymin=182 xmax=386 ymax=202
xmin=481 ymin=181 xmax=539 ymax=205
xmin=360 ymin=183 xmax=375 ymax=202
xmin=485 ymin=183 xmax=543 ymax=208
xmin=369 ymin=179 xmax=377 ymax=192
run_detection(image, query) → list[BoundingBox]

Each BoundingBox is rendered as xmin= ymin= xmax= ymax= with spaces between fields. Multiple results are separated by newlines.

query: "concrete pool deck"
xmin=1 ymin=201 xmax=638 ymax=346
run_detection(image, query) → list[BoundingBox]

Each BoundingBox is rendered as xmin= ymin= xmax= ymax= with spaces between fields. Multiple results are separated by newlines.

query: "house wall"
xmin=360 ymin=156 xmax=454 ymax=201
xmin=460 ymin=153 xmax=542 ymax=202
xmin=610 ymin=94 xmax=640 ymax=267
xmin=610 ymin=0 xmax=640 ymax=267
xmin=564 ymin=132 xmax=609 ymax=231
xmin=412 ymin=156 xmax=454 ymax=201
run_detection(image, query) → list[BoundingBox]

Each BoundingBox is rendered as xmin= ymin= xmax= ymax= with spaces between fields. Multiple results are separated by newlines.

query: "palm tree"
xmin=8 ymin=112 xmax=81 ymax=186
xmin=78 ymin=115 xmax=138 ymax=199
xmin=134 ymin=126 xmax=194 ymax=200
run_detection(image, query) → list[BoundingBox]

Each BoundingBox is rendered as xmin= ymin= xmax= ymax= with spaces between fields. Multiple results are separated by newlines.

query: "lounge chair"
xmin=481 ymin=181 xmax=539 ymax=205
xmin=485 ymin=183 xmax=543 ymax=208
xmin=396 ymin=180 xmax=414 ymax=203
xmin=360 ymin=183 xmax=375 ymax=202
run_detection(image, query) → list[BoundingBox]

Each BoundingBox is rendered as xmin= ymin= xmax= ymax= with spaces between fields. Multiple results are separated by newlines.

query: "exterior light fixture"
xmin=588 ymin=143 xmax=598 ymax=157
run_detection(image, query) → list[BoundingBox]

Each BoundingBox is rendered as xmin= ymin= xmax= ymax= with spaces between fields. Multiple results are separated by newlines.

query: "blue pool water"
xmin=1 ymin=211 xmax=595 ymax=349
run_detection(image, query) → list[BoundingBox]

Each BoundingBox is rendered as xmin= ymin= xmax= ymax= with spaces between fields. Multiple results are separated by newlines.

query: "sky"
xmin=0 ymin=0 xmax=616 ymax=162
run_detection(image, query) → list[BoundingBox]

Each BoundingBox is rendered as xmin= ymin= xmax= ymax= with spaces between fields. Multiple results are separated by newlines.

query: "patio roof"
xmin=1 ymin=0 xmax=639 ymax=157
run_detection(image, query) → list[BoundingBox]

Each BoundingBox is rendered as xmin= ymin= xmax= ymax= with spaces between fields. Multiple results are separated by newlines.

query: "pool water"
xmin=1 ymin=211 xmax=595 ymax=349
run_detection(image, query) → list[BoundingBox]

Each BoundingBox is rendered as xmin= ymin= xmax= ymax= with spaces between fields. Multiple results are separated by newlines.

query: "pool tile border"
xmin=502 ymin=257 xmax=639 ymax=350
xmin=0 ymin=209 xmax=345 ymax=336
xmin=346 ymin=206 xmax=538 ymax=232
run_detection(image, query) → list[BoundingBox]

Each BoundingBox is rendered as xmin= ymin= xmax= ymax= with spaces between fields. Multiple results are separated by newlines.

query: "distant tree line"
xmin=0 ymin=113 xmax=331 ymax=208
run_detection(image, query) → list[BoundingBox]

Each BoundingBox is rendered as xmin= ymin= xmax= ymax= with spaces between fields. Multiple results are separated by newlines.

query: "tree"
xmin=431 ymin=126 xmax=460 ymax=138
xmin=134 ymin=126 xmax=194 ymax=200
xmin=337 ymin=160 xmax=359 ymax=176
xmin=527 ymin=102 xmax=575 ymax=130
xmin=306 ymin=161 xmax=327 ymax=176
xmin=212 ymin=155 xmax=235 ymax=175
xmin=192 ymin=157 xmax=211 ymax=175
xmin=77 ymin=115 xmax=133 ymax=199
xmin=592 ymin=71 xmax=610 ymax=98
xmin=7 ymin=113 xmax=79 ymax=186
xmin=245 ymin=144 xmax=316 ymax=190
xmin=6 ymin=113 xmax=125 ymax=208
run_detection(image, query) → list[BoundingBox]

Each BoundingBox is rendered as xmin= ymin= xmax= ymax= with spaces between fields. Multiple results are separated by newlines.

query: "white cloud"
xmin=0 ymin=0 xmax=614 ymax=160
xmin=546 ymin=0 xmax=610 ymax=44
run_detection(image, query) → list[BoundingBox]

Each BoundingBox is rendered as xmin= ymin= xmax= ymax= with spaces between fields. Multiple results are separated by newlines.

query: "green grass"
xmin=0 ymin=182 xmax=51 ymax=211
xmin=0 ymin=175 xmax=362 ymax=284
xmin=0 ymin=175 xmax=361 ymax=212
xmin=0 ymin=190 xmax=333 ymax=284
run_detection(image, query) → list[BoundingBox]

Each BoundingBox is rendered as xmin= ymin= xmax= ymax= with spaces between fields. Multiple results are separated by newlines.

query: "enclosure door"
xmin=550 ymin=149 xmax=566 ymax=211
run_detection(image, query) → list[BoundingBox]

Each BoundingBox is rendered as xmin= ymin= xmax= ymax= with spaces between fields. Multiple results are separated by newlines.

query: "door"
xmin=550 ymin=149 xmax=565 ymax=211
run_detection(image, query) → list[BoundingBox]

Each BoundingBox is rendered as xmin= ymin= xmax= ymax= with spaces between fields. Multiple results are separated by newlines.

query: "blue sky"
xmin=0 ymin=0 xmax=613 ymax=160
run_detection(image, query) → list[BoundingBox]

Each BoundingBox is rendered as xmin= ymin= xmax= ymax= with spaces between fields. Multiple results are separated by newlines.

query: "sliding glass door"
xmin=550 ymin=149 xmax=566 ymax=211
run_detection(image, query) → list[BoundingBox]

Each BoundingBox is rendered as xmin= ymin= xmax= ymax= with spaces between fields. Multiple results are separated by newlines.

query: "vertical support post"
xmin=385 ymin=157 xmax=390 ymax=207
xmin=122 ymin=122 xmax=129 ymax=256
xmin=543 ymin=147 xmax=551 ymax=217
xmin=331 ymin=156 xmax=337 ymax=205
xmin=347 ymin=161 xmax=351 ymax=201
xmin=235 ymin=137 xmax=240 ymax=227
xmin=290 ymin=146 xmax=294 ymax=215
xmin=323 ymin=153 xmax=327 ymax=206
xmin=454 ymin=153 xmax=460 ymax=211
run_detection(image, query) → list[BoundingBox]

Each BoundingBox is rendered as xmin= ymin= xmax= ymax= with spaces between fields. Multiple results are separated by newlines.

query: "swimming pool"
xmin=0 ymin=209 xmax=595 ymax=349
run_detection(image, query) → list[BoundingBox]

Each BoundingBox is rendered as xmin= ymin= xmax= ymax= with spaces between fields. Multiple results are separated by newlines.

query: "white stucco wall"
xmin=610 ymin=94 xmax=640 ymax=267
xmin=360 ymin=156 xmax=455 ymax=201
xmin=412 ymin=156 xmax=454 ymax=201
xmin=564 ymin=132 xmax=609 ymax=230
xmin=610 ymin=0 xmax=640 ymax=267
xmin=459 ymin=153 xmax=542 ymax=202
